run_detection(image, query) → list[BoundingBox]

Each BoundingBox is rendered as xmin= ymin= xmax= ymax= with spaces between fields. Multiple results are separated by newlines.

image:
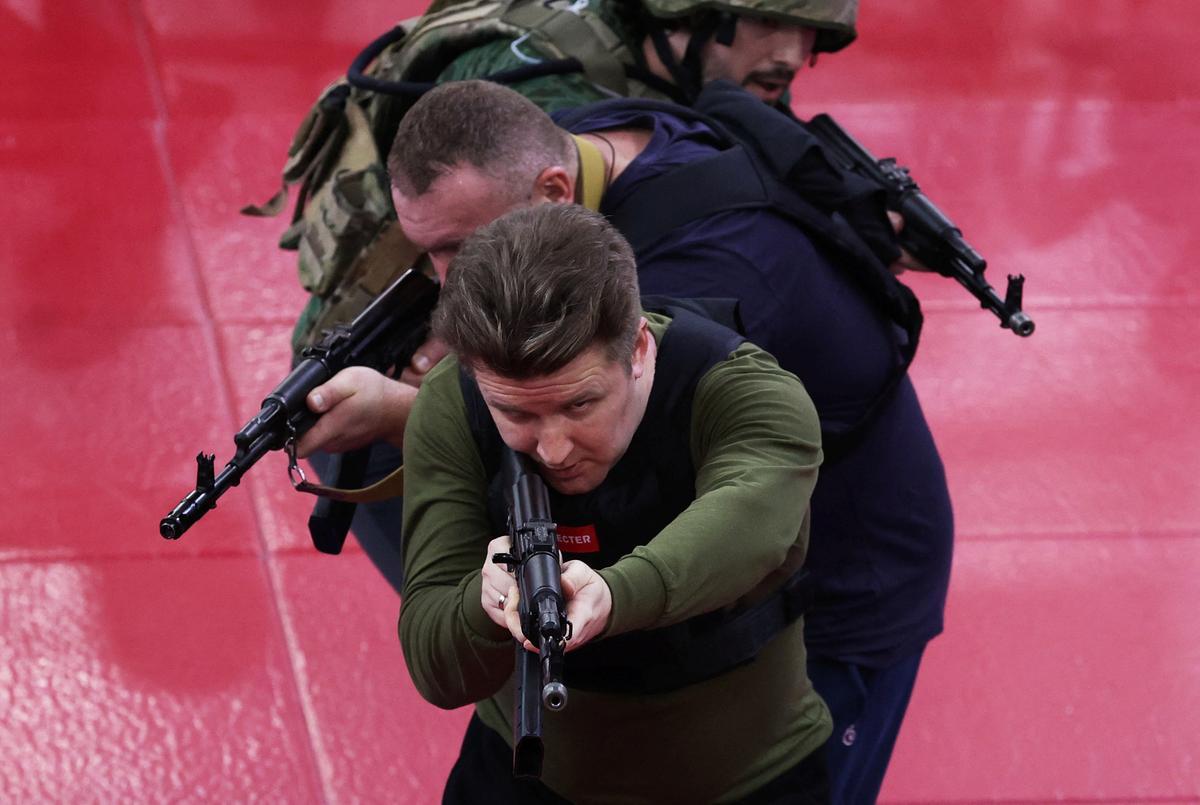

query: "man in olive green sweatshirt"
xmin=401 ymin=202 xmax=830 ymax=803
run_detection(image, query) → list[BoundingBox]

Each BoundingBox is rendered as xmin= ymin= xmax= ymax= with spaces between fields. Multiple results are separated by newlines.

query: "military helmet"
xmin=641 ymin=0 xmax=858 ymax=53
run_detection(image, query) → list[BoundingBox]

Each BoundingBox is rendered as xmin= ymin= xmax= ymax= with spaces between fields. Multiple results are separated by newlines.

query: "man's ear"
xmin=629 ymin=317 xmax=650 ymax=379
xmin=532 ymin=166 xmax=574 ymax=205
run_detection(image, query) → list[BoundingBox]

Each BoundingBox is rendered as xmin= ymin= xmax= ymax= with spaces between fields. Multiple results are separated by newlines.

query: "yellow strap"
xmin=571 ymin=134 xmax=606 ymax=212
xmin=295 ymin=464 xmax=406 ymax=503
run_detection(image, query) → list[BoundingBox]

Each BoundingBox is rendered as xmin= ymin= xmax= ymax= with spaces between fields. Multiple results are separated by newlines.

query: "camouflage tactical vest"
xmin=246 ymin=0 xmax=670 ymax=357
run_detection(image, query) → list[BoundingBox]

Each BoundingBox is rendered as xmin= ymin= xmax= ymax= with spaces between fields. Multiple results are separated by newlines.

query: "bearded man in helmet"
xmin=431 ymin=0 xmax=857 ymax=110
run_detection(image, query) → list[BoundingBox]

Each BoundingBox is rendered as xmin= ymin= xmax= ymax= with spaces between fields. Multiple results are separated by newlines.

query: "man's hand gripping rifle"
xmin=492 ymin=447 xmax=571 ymax=779
xmin=807 ymin=114 xmax=1035 ymax=337
xmin=159 ymin=268 xmax=438 ymax=544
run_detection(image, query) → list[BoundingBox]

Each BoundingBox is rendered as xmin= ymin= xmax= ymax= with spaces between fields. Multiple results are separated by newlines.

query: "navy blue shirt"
xmin=561 ymin=105 xmax=954 ymax=666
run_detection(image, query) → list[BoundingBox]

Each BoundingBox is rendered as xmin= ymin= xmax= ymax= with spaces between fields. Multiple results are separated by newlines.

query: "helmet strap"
xmin=680 ymin=11 xmax=723 ymax=92
xmin=646 ymin=22 xmax=700 ymax=101
xmin=713 ymin=12 xmax=737 ymax=46
xmin=641 ymin=10 xmax=735 ymax=104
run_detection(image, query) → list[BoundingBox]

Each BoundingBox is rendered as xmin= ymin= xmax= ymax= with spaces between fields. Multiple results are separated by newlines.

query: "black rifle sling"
xmin=307 ymin=447 xmax=371 ymax=554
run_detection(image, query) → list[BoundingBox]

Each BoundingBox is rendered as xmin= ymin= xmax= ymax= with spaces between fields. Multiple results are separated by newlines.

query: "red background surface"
xmin=1 ymin=1 xmax=1197 ymax=801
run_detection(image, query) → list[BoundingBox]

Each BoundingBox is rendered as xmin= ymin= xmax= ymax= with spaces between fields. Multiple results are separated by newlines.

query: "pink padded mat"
xmin=1 ymin=1 xmax=1196 ymax=800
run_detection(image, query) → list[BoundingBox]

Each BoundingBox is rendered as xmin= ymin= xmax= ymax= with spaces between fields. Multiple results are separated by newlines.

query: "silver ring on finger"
xmin=498 ymin=593 xmax=507 ymax=608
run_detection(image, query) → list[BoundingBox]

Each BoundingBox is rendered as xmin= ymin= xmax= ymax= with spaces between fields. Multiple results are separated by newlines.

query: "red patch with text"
xmin=556 ymin=524 xmax=600 ymax=553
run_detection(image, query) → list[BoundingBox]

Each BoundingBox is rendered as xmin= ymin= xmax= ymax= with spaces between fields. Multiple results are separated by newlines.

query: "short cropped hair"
xmin=387 ymin=80 xmax=576 ymax=200
xmin=433 ymin=204 xmax=641 ymax=378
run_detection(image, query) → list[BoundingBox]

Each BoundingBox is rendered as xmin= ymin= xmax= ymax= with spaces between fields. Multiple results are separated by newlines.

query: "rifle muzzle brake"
xmin=160 ymin=499 xmax=199 ymax=539
xmin=542 ymin=681 xmax=567 ymax=711
xmin=1007 ymin=311 xmax=1035 ymax=337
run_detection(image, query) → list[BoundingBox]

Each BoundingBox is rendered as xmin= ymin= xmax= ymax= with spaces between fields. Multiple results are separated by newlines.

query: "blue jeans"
xmin=806 ymin=647 xmax=925 ymax=805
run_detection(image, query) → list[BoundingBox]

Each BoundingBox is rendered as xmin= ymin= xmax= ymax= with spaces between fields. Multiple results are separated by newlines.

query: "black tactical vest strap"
xmin=460 ymin=307 xmax=812 ymax=694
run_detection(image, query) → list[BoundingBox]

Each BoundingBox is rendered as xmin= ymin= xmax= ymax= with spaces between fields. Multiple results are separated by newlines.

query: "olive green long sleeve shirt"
xmin=400 ymin=315 xmax=829 ymax=803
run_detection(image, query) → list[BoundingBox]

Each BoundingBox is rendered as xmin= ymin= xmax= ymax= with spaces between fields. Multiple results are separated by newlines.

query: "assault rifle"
xmin=807 ymin=113 xmax=1035 ymax=337
xmin=492 ymin=447 xmax=571 ymax=779
xmin=159 ymin=268 xmax=439 ymax=546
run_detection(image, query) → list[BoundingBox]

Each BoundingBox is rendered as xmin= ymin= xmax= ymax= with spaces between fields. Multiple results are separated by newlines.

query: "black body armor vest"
xmin=461 ymin=308 xmax=809 ymax=694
